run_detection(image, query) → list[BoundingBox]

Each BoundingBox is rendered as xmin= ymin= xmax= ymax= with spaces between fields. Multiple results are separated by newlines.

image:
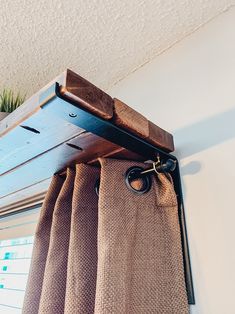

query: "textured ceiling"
xmin=0 ymin=0 xmax=234 ymax=97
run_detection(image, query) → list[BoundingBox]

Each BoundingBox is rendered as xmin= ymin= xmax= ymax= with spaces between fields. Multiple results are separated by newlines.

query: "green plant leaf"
xmin=0 ymin=89 xmax=25 ymax=113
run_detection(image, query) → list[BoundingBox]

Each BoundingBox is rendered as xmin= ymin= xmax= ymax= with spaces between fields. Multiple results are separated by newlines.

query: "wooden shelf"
xmin=0 ymin=69 xmax=174 ymax=211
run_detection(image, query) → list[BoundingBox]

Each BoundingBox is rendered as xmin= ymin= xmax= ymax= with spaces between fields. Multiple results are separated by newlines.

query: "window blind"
xmin=0 ymin=209 xmax=40 ymax=313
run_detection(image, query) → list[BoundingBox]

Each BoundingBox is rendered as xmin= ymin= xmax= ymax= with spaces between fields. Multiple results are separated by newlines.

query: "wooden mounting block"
xmin=0 ymin=69 xmax=174 ymax=212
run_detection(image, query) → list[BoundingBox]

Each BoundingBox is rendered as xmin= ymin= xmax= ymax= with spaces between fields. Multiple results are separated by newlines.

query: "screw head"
xmin=69 ymin=113 xmax=77 ymax=118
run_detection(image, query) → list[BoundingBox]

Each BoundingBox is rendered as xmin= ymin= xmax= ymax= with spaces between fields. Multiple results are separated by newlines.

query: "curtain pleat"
xmin=38 ymin=168 xmax=75 ymax=313
xmin=23 ymin=175 xmax=65 ymax=314
xmin=23 ymin=158 xmax=188 ymax=314
xmin=64 ymin=164 xmax=99 ymax=313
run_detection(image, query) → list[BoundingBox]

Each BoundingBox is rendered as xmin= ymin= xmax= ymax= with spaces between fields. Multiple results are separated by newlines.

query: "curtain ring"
xmin=125 ymin=166 xmax=152 ymax=195
xmin=95 ymin=167 xmax=152 ymax=196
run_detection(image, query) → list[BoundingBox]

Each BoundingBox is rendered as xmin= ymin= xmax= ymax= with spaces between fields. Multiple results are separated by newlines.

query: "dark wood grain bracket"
xmin=0 ymin=69 xmax=194 ymax=304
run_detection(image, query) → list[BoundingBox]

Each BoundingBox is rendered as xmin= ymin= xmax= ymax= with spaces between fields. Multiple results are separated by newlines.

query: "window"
xmin=0 ymin=236 xmax=34 ymax=313
xmin=0 ymin=209 xmax=39 ymax=313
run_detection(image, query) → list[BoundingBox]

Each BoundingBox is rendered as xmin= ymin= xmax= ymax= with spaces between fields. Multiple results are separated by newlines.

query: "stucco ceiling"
xmin=0 ymin=0 xmax=234 ymax=97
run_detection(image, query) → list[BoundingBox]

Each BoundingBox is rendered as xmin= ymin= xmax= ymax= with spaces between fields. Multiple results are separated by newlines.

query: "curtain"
xmin=23 ymin=158 xmax=188 ymax=314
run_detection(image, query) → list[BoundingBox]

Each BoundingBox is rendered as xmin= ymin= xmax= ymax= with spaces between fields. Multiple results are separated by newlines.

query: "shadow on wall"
xmin=173 ymin=106 xmax=235 ymax=160
xmin=172 ymin=106 xmax=235 ymax=194
xmin=179 ymin=161 xmax=202 ymax=177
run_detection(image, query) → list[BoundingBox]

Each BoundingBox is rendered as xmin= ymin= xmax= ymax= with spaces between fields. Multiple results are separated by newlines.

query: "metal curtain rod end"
xmin=140 ymin=158 xmax=177 ymax=177
xmin=159 ymin=158 xmax=177 ymax=172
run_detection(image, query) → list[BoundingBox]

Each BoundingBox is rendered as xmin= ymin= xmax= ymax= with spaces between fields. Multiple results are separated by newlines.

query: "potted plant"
xmin=0 ymin=89 xmax=25 ymax=121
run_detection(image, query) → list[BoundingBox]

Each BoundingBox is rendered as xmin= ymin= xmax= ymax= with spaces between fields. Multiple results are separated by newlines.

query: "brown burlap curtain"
xmin=23 ymin=158 xmax=188 ymax=314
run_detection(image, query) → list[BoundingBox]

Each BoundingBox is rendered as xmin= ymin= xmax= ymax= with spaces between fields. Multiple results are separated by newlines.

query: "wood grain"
xmin=0 ymin=131 xmax=143 ymax=210
xmin=148 ymin=121 xmax=174 ymax=151
xmin=0 ymin=71 xmax=66 ymax=136
xmin=113 ymin=98 xmax=174 ymax=152
xmin=60 ymin=69 xmax=114 ymax=120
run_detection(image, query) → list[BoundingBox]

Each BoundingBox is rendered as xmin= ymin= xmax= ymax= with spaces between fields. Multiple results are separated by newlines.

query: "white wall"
xmin=109 ymin=6 xmax=235 ymax=314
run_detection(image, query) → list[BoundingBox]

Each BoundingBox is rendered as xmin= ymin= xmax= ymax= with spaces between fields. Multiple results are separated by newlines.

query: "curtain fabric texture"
xmin=23 ymin=158 xmax=188 ymax=314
